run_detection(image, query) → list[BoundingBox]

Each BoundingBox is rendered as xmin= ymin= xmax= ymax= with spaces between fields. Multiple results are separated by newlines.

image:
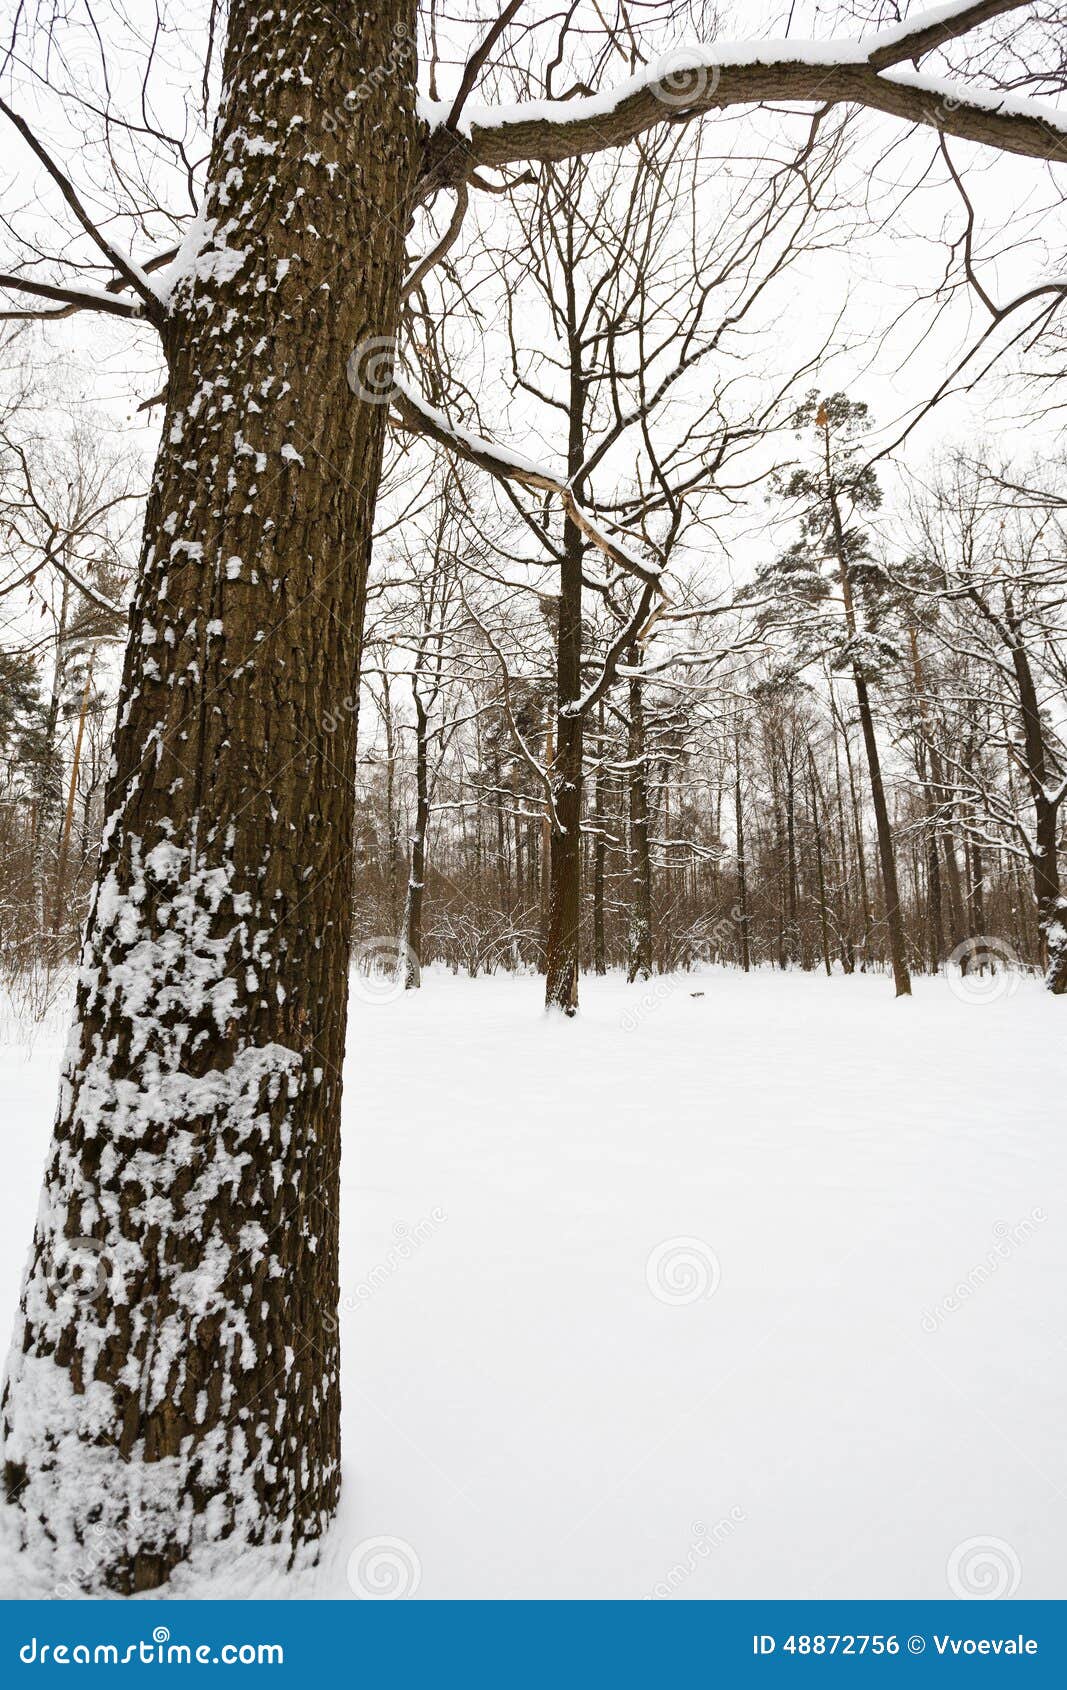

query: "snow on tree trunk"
xmin=592 ymin=702 xmax=607 ymax=977
xmin=1044 ymin=899 xmax=1067 ymax=993
xmin=544 ymin=519 xmax=584 ymax=1015
xmin=626 ymin=656 xmax=653 ymax=984
xmin=1 ymin=0 xmax=417 ymax=1593
xmin=402 ymin=695 xmax=429 ymax=989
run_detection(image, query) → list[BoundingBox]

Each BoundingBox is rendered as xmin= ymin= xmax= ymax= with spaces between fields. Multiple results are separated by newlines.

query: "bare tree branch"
xmin=390 ymin=378 xmax=667 ymax=593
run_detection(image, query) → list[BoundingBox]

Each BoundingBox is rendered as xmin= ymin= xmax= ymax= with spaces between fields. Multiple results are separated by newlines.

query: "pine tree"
xmin=752 ymin=393 xmax=911 ymax=995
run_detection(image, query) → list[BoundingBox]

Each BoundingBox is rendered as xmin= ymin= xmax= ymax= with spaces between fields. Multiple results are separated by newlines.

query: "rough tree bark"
xmin=2 ymin=0 xmax=1059 ymax=1596
xmin=825 ymin=464 xmax=911 ymax=997
xmin=1007 ymin=625 xmax=1067 ymax=991
xmin=402 ymin=689 xmax=430 ymax=988
xmin=808 ymin=749 xmax=833 ymax=977
xmin=733 ymin=725 xmax=751 ymax=973
xmin=829 ymin=715 xmax=856 ymax=973
xmin=544 ymin=509 xmax=584 ymax=1013
xmin=626 ymin=651 xmax=654 ymax=983
xmin=543 ymin=253 xmax=587 ymax=1014
xmin=592 ymin=701 xmax=607 ymax=976
xmin=2 ymin=0 xmax=417 ymax=1592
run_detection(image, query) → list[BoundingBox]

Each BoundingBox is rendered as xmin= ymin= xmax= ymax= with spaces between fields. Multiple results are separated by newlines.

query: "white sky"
xmin=1 ymin=0 xmax=1064 ymax=628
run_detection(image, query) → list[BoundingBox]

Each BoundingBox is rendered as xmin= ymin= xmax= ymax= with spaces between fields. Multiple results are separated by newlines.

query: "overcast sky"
xmin=2 ymin=0 xmax=1064 ymax=619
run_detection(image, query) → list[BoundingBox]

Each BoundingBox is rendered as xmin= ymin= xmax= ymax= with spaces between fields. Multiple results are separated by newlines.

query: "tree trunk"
xmin=544 ymin=279 xmax=587 ymax=1014
xmin=784 ymin=747 xmax=804 ymax=969
xmin=826 ymin=473 xmax=910 ymax=997
xmin=852 ymin=663 xmax=912 ymax=995
xmin=50 ymin=659 xmax=94 ymax=959
xmin=381 ymin=670 xmax=403 ymax=939
xmin=838 ymin=696 xmax=873 ymax=968
xmin=808 ymin=750 xmax=832 ymax=978
xmin=1008 ymin=632 xmax=1067 ymax=992
xmin=31 ymin=572 xmax=71 ymax=946
xmin=539 ymin=708 xmax=554 ymax=961
xmin=734 ymin=726 xmax=750 ymax=973
xmin=771 ymin=772 xmax=788 ymax=971
xmin=403 ymin=692 xmax=429 ymax=988
xmin=828 ymin=692 xmax=856 ymax=973
xmin=544 ymin=513 xmax=584 ymax=1013
xmin=592 ymin=701 xmax=607 ymax=975
xmin=969 ymin=831 xmax=986 ymax=936
xmin=921 ymin=770 xmax=945 ymax=976
xmin=906 ymin=629 xmax=944 ymax=973
xmin=626 ymin=652 xmax=653 ymax=983
xmin=2 ymin=0 xmax=417 ymax=1593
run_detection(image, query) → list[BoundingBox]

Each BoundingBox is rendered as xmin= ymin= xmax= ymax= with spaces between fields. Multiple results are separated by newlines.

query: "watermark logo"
xmin=646 ymin=1508 xmax=747 ymax=1599
xmin=921 ymin=1209 xmax=1045 ymax=1332
xmin=322 ymin=693 xmax=358 ymax=734
xmin=324 ymin=1210 xmax=447 ymax=1325
xmin=42 ymin=1234 xmax=107 ymax=1303
xmin=320 ymin=24 xmax=414 ymax=131
xmin=650 ymin=49 xmax=721 ymax=111
xmin=945 ymin=936 xmax=1022 ymax=1005
xmin=347 ymin=337 xmax=399 ymax=406
xmin=346 ymin=1535 xmax=422 ymax=1599
xmin=351 ymin=936 xmax=419 ymax=1005
xmin=19 ymin=1628 xmax=283 ymax=1665
xmin=947 ymin=1536 xmax=1021 ymax=1599
xmin=622 ymin=976 xmax=674 ymax=1031
xmin=646 ymin=1237 xmax=721 ymax=1306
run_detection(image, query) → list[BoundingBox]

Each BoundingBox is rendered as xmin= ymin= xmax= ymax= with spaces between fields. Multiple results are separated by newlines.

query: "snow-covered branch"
xmin=390 ymin=379 xmax=666 ymax=593
xmin=419 ymin=2 xmax=1065 ymax=183
xmin=0 ymin=271 xmax=149 ymax=322
xmin=0 ymin=97 xmax=165 ymax=324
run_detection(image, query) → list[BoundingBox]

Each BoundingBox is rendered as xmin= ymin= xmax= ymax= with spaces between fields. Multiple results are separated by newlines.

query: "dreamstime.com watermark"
xmin=622 ymin=904 xmax=742 ymax=1029
xmin=921 ymin=1209 xmax=1046 ymax=1332
xmin=621 ymin=975 xmax=674 ymax=1031
xmin=326 ymin=1210 xmax=447 ymax=1326
xmin=19 ymin=1627 xmax=283 ymax=1665
xmin=645 ymin=1507 xmax=747 ymax=1599
xmin=932 ymin=92 xmax=962 ymax=127
xmin=40 ymin=1234 xmax=108 ymax=1304
xmin=52 ymin=1478 xmax=169 ymax=1599
xmin=347 ymin=337 xmax=398 ymax=406
xmin=320 ymin=23 xmax=414 ymax=132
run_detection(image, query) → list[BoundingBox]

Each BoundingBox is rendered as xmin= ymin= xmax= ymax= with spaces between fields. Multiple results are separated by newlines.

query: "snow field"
xmin=0 ymin=966 xmax=1062 ymax=1599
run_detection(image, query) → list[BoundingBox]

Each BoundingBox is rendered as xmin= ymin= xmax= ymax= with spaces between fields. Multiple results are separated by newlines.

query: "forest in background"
xmin=4 ymin=365 xmax=1065 ymax=1009
xmin=0 ymin=0 xmax=1064 ymax=1600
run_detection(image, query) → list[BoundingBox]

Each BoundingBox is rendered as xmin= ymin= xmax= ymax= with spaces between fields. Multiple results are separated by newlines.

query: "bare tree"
xmin=0 ymin=0 xmax=1062 ymax=1592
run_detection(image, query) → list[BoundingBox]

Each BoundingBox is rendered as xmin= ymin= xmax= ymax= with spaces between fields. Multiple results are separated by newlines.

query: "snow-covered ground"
xmin=0 ymin=966 xmax=1063 ymax=1600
